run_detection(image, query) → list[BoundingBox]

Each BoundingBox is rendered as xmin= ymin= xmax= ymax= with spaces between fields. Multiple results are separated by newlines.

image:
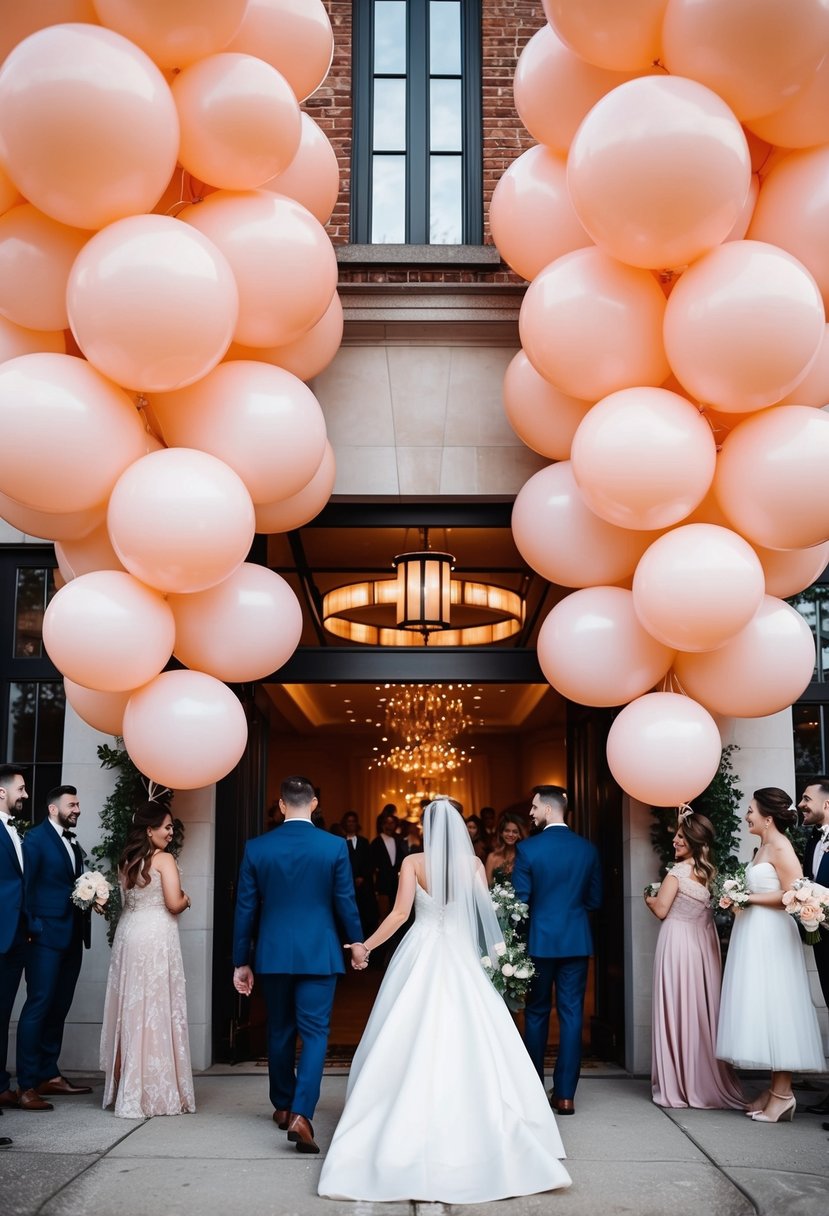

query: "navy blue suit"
xmin=232 ymin=820 xmax=362 ymax=1120
xmin=16 ymin=820 xmax=89 ymax=1091
xmin=0 ymin=819 xmax=26 ymax=1093
xmin=512 ymin=825 xmax=602 ymax=1100
xmin=804 ymin=828 xmax=829 ymax=1007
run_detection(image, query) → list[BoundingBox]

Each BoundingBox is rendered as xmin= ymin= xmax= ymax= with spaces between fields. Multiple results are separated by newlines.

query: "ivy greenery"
xmin=650 ymin=744 xmax=743 ymax=878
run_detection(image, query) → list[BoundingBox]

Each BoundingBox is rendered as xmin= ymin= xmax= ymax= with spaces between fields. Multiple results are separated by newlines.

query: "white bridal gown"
xmin=318 ymin=885 xmax=572 ymax=1203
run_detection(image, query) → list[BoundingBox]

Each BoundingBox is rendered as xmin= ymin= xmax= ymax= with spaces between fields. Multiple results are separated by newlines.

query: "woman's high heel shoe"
xmin=751 ymin=1090 xmax=796 ymax=1123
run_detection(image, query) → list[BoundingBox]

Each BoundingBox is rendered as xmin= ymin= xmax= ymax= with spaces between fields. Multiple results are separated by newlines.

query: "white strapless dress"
xmin=318 ymin=887 xmax=572 ymax=1203
xmin=716 ymin=862 xmax=826 ymax=1071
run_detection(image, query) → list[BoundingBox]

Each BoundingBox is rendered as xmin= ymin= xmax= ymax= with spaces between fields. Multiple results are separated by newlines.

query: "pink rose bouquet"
xmin=71 ymin=870 xmax=111 ymax=912
xmin=782 ymin=878 xmax=829 ymax=945
xmin=713 ymin=864 xmax=750 ymax=912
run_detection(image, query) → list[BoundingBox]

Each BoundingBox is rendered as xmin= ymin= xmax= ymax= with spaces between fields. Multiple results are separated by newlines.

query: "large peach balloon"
xmin=502 ymin=352 xmax=592 ymax=461
xmin=519 ymin=249 xmax=669 ymax=400
xmin=0 ymin=206 xmax=88 ymax=332
xmin=224 ymin=291 xmax=343 ymax=382
xmin=662 ymin=0 xmax=829 ymax=122
xmin=606 ymin=692 xmax=723 ymax=805
xmin=571 ymin=388 xmax=716 ymax=530
xmin=55 ymin=523 xmax=125 ymax=582
xmin=0 ymin=25 xmax=179 ymax=229
xmin=254 ymin=440 xmax=336 ymax=533
xmin=489 ymin=145 xmax=591 ymax=282
xmin=67 ymin=215 xmax=238 ymax=392
xmin=107 ymin=448 xmax=255 ymax=594
xmin=0 ymin=493 xmax=103 ymax=542
xmin=633 ymin=525 xmax=765 ymax=652
xmin=172 ymin=53 xmax=301 ymax=191
xmin=748 ymin=54 xmax=829 ymax=150
xmin=64 ymin=678 xmax=134 ymax=736
xmin=543 ymin=0 xmax=668 ymax=71
xmin=748 ymin=147 xmax=829 ymax=313
xmin=0 ymin=316 xmax=65 ymax=363
xmin=713 ymin=406 xmax=829 ymax=550
xmin=568 ymin=77 xmax=751 ymax=270
xmin=43 ymin=571 xmax=174 ymax=692
xmin=673 ymin=597 xmax=816 ymax=718
xmin=754 ymin=541 xmax=829 ymax=599
xmin=91 ymin=0 xmax=248 ymax=69
xmin=778 ymin=325 xmax=829 ymax=406
xmin=664 ymin=241 xmax=825 ymax=412
xmin=152 ymin=361 xmax=327 ymax=504
xmin=0 ymin=0 xmax=98 ymax=64
xmin=511 ymin=462 xmax=657 ymax=588
xmin=181 ymin=190 xmax=337 ymax=347
xmin=169 ymin=563 xmax=303 ymax=682
xmin=260 ymin=113 xmax=340 ymax=225
xmin=225 ymin=0 xmax=334 ymax=103
xmin=537 ymin=587 xmax=674 ymax=708
xmin=0 ymin=353 xmax=148 ymax=512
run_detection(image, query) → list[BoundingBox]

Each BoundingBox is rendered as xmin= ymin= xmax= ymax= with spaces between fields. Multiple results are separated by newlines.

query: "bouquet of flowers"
xmin=484 ymin=881 xmax=535 ymax=1011
xmin=644 ymin=882 xmax=661 ymax=898
xmin=713 ymin=864 xmax=750 ymax=912
xmin=782 ymin=877 xmax=829 ymax=945
xmin=71 ymin=870 xmax=111 ymax=912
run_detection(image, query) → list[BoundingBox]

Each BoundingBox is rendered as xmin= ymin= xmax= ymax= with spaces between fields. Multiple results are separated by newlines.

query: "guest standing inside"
xmin=370 ymin=809 xmax=408 ymax=919
xmin=340 ymin=811 xmax=377 ymax=938
xmin=465 ymin=815 xmax=489 ymax=861
xmin=797 ymin=778 xmax=829 ymax=1115
xmin=485 ymin=813 xmax=527 ymax=886
xmin=100 ymin=803 xmax=195 ymax=1118
xmin=716 ymin=788 xmax=825 ymax=1123
xmin=0 ymin=766 xmax=28 ymax=1124
xmin=645 ymin=809 xmax=744 ymax=1109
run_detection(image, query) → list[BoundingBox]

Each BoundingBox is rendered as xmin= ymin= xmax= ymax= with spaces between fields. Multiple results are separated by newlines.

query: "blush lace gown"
xmin=318 ymin=885 xmax=571 ymax=1203
xmin=650 ymin=863 xmax=744 ymax=1108
xmin=100 ymin=868 xmax=195 ymax=1118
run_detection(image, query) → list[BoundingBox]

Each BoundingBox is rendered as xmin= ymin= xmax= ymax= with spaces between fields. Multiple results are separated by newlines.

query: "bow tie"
xmin=63 ymin=829 xmax=77 ymax=841
xmin=4 ymin=817 xmax=22 ymax=832
xmin=819 ymin=825 xmax=829 ymax=840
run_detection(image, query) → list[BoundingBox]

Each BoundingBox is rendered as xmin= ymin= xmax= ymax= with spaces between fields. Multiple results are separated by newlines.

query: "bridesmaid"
xmin=485 ymin=814 xmax=526 ymax=887
xmin=645 ymin=808 xmax=745 ymax=1109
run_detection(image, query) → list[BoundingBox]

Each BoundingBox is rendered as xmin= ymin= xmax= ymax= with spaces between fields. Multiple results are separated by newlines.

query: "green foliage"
xmin=650 ymin=744 xmax=743 ymax=878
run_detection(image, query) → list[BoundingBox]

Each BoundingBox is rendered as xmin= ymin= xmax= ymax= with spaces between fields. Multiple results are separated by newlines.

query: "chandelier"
xmin=369 ymin=684 xmax=473 ymax=784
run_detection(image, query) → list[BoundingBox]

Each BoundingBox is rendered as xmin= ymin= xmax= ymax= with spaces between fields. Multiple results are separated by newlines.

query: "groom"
xmin=233 ymin=776 xmax=366 ymax=1153
xmin=512 ymin=785 xmax=602 ymax=1116
xmin=799 ymin=778 xmax=829 ymax=1115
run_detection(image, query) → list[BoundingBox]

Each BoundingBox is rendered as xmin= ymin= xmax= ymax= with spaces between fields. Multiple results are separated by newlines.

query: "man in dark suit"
xmin=233 ymin=776 xmax=365 ymax=1153
xmin=512 ymin=784 xmax=602 ymax=1117
xmin=799 ymin=778 xmax=829 ymax=1114
xmin=0 ymin=764 xmax=29 ymax=1130
xmin=340 ymin=811 xmax=378 ymax=937
xmin=16 ymin=785 xmax=92 ymax=1110
xmin=370 ymin=808 xmax=408 ymax=916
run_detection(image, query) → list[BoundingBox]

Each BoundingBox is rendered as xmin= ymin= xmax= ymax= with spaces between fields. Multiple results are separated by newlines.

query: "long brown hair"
xmin=676 ymin=809 xmax=717 ymax=889
xmin=119 ymin=802 xmax=173 ymax=890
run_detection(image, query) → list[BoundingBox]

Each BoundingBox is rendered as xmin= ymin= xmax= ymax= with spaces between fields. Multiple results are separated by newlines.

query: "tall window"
xmin=792 ymin=580 xmax=829 ymax=785
xmin=352 ymin=0 xmax=482 ymax=244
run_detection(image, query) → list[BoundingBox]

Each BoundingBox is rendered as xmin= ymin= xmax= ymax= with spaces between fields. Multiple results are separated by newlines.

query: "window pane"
xmin=14 ymin=567 xmax=48 ymax=658
xmin=373 ymin=78 xmax=406 ymax=151
xmin=819 ymin=591 xmax=829 ymax=679
xmin=374 ymin=0 xmax=407 ymax=73
xmin=793 ymin=704 xmax=825 ymax=775
xmin=8 ymin=683 xmax=36 ymax=760
xmin=372 ymin=156 xmax=406 ymax=242
xmin=430 ymin=79 xmax=462 ymax=151
xmin=430 ymin=1 xmax=461 ymax=74
xmin=37 ymin=682 xmax=66 ymax=762
xmin=430 ymin=155 xmax=462 ymax=243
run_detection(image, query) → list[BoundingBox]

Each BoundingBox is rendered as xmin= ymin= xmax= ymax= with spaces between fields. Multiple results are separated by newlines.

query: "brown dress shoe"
xmin=286 ymin=1113 xmax=320 ymax=1153
xmin=556 ymin=1099 xmax=575 ymax=1115
xmin=0 ymin=1090 xmax=19 ymax=1109
xmin=17 ymin=1088 xmax=53 ymax=1111
xmin=37 ymin=1077 xmax=92 ymax=1096
xmin=273 ymin=1108 xmax=290 ymax=1130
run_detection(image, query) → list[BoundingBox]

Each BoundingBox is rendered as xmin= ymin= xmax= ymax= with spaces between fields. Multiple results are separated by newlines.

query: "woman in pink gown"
xmin=645 ymin=809 xmax=745 ymax=1110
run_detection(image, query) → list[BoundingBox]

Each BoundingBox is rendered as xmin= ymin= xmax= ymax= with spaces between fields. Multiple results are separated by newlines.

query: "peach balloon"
xmin=724 ymin=174 xmax=759 ymax=243
xmin=91 ymin=0 xmax=248 ymax=69
xmin=489 ymin=145 xmax=591 ymax=282
xmin=0 ymin=353 xmax=148 ymax=512
xmin=169 ymin=562 xmax=303 ymax=682
xmin=254 ymin=440 xmax=336 ymax=533
xmin=519 ymin=248 xmax=669 ymax=400
xmin=0 ymin=492 xmax=103 ymax=542
xmin=0 ymin=205 xmax=88 ymax=332
xmin=63 ymin=678 xmax=133 ymax=736
xmin=0 ymin=316 xmax=65 ymax=363
xmin=568 ymin=77 xmax=751 ymax=270
xmin=748 ymin=147 xmax=829 ymax=313
xmin=172 ymin=53 xmax=302 ymax=191
xmin=123 ymin=669 xmax=248 ymax=789
xmin=0 ymin=24 xmax=179 ymax=230
xmin=152 ymin=361 xmax=327 ymax=504
xmin=664 ymin=241 xmax=825 ymax=413
xmin=747 ymin=54 xmax=829 ymax=150
xmin=754 ymin=541 xmax=829 ymax=599
xmin=67 ymin=214 xmax=238 ymax=393
xmin=502 ymin=352 xmax=592 ymax=461
xmin=225 ymin=0 xmax=334 ymax=103
xmin=151 ymin=166 xmax=216 ymax=216
xmin=632 ymin=525 xmax=765 ymax=652
xmin=224 ymin=291 xmax=343 ymax=382
xmin=673 ymin=597 xmax=816 ymax=718
xmin=0 ymin=0 xmax=98 ymax=64
xmin=55 ymin=523 xmax=125 ymax=582
xmin=606 ymin=692 xmax=723 ymax=805
xmin=543 ymin=0 xmax=668 ymax=71
xmin=43 ymin=570 xmax=175 ymax=692
xmin=778 ymin=325 xmax=829 ymax=406
xmin=713 ymin=405 xmax=829 ymax=550
xmin=260 ymin=113 xmax=340 ymax=225
xmin=181 ymin=190 xmax=338 ymax=347
xmin=107 ymin=448 xmax=256 ymax=594
xmin=511 ymin=462 xmax=657 ymax=588
xmin=0 ymin=162 xmax=22 ymax=217
xmin=571 ymin=388 xmax=717 ymax=531
xmin=537 ymin=587 xmax=674 ymax=708
xmin=662 ymin=0 xmax=829 ymax=122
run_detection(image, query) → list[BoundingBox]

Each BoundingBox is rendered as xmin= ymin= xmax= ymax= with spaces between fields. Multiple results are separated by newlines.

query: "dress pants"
xmin=0 ymin=922 xmax=27 ymax=1092
xmin=260 ymin=973 xmax=337 ymax=1121
xmin=524 ymin=955 xmax=589 ymax=1101
xmin=16 ymin=933 xmax=83 ymax=1091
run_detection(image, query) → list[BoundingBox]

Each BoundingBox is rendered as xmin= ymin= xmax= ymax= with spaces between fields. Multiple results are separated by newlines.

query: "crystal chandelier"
xmin=370 ymin=684 xmax=473 ymax=785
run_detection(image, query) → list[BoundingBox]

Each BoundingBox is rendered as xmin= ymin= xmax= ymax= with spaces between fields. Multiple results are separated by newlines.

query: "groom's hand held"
xmin=346 ymin=942 xmax=370 ymax=970
xmin=233 ymin=965 xmax=254 ymax=995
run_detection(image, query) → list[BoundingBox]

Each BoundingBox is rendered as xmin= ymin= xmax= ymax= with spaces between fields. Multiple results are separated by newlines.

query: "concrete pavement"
xmin=0 ymin=1070 xmax=826 ymax=1216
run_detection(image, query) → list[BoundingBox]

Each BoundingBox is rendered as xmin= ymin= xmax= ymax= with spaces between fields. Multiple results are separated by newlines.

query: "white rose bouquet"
xmin=71 ymin=870 xmax=111 ymax=912
xmin=644 ymin=882 xmax=661 ymax=898
xmin=782 ymin=877 xmax=829 ymax=945
xmin=713 ymin=864 xmax=750 ymax=912
xmin=484 ymin=880 xmax=535 ymax=1010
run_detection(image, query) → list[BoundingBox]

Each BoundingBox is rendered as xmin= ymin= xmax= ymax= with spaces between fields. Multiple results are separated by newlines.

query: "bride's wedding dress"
xmin=318 ymin=883 xmax=572 ymax=1202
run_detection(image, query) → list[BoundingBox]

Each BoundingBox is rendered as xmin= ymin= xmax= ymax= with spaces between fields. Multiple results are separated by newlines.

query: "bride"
xmin=318 ymin=797 xmax=571 ymax=1203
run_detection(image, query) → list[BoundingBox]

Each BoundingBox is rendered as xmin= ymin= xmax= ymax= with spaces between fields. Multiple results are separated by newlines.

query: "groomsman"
xmin=0 ymin=765 xmax=28 ymax=1126
xmin=16 ymin=786 xmax=92 ymax=1110
xmin=799 ymin=778 xmax=829 ymax=1115
xmin=340 ymin=811 xmax=378 ymax=937
xmin=512 ymin=785 xmax=602 ymax=1116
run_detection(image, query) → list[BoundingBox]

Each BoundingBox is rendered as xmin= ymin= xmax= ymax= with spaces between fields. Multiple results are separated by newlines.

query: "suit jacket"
xmin=22 ymin=819 xmax=90 ymax=952
xmin=0 ymin=821 xmax=24 ymax=954
xmin=512 ymin=825 xmax=602 ymax=959
xmin=232 ymin=819 xmax=362 ymax=975
xmin=344 ymin=835 xmax=373 ymax=886
xmin=369 ymin=833 xmax=408 ymax=899
xmin=803 ymin=828 xmax=829 ymax=887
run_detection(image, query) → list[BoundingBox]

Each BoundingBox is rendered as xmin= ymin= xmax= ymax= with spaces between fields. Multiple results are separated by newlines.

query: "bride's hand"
xmin=346 ymin=942 xmax=370 ymax=970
